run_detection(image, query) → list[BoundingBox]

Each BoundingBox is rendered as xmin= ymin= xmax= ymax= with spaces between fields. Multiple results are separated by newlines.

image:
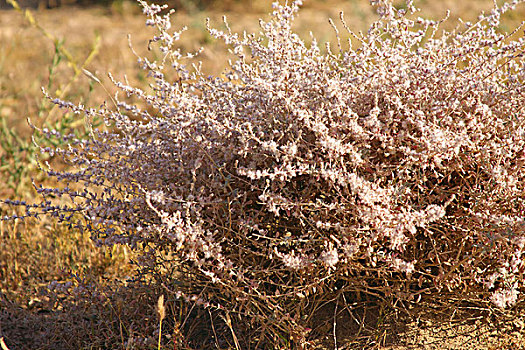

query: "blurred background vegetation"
xmin=1 ymin=0 xmax=269 ymax=11
xmin=1 ymin=0 xmax=524 ymax=348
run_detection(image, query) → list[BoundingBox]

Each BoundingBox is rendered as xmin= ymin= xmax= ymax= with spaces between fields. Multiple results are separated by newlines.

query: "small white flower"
xmin=320 ymin=247 xmax=339 ymax=268
xmin=491 ymin=288 xmax=519 ymax=309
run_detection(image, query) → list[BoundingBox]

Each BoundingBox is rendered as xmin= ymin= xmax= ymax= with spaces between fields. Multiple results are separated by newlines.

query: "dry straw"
xmin=156 ymin=294 xmax=165 ymax=350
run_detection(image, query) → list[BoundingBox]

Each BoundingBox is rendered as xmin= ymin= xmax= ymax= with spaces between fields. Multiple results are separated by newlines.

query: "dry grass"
xmin=1 ymin=0 xmax=525 ymax=349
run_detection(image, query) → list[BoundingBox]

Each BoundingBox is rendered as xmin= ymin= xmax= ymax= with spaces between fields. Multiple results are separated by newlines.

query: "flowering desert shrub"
xmin=4 ymin=0 xmax=525 ymax=347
